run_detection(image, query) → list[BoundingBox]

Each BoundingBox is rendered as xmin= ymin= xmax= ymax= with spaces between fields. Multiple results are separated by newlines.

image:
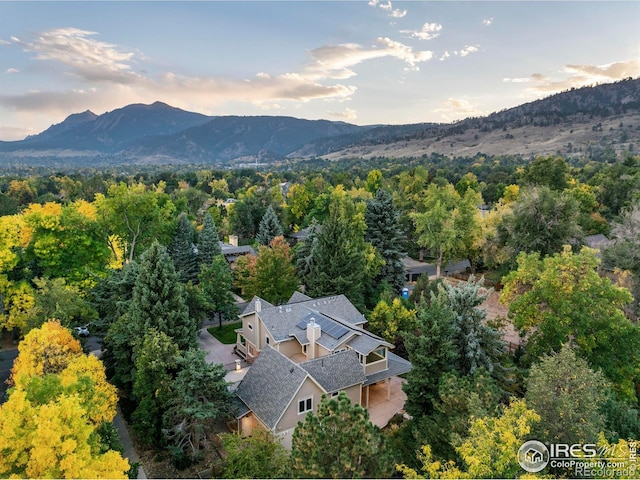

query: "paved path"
xmin=113 ymin=407 xmax=147 ymax=479
xmin=0 ymin=348 xmax=18 ymax=403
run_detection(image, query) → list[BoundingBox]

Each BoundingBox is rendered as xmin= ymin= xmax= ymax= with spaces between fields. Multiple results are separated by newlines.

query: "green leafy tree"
xmin=602 ymin=201 xmax=640 ymax=321
xmin=502 ymin=246 xmax=640 ymax=400
xmin=432 ymin=370 xmax=502 ymax=457
xmin=521 ymin=155 xmax=570 ymax=191
xmin=290 ymin=392 xmax=392 ymax=478
xmin=526 ymin=343 xmax=609 ymax=445
xmin=220 ymin=430 xmax=289 ymax=479
xmin=397 ymin=399 xmax=539 ymax=480
xmin=368 ymin=297 xmax=416 ymax=343
xmin=199 ymin=255 xmax=238 ymax=329
xmin=23 ymin=201 xmax=111 ymax=286
xmin=256 ymin=205 xmax=283 ymax=246
xmin=365 ymin=188 xmax=406 ymax=293
xmin=163 ymin=348 xmax=233 ymax=464
xmin=95 ymin=182 xmax=176 ymax=262
xmin=132 ymin=329 xmax=180 ymax=445
xmin=237 ymin=236 xmax=298 ymax=305
xmin=25 ymin=277 xmax=97 ymax=332
xmin=169 ymin=213 xmax=198 ymax=284
xmin=411 ymin=183 xmax=461 ymax=278
xmin=196 ymin=213 xmax=222 ymax=270
xmin=456 ymin=399 xmax=540 ymax=479
xmin=497 ymin=185 xmax=583 ymax=260
xmin=403 ymin=296 xmax=457 ymax=418
xmin=453 ymin=189 xmax=483 ymax=274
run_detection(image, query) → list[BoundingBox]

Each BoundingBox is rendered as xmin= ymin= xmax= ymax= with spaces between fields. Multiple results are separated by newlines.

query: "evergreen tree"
xmin=132 ymin=329 xmax=180 ymax=445
xmin=197 ymin=212 xmax=221 ymax=271
xmin=290 ymin=392 xmax=392 ymax=478
xmin=199 ymin=255 xmax=238 ymax=329
xmin=129 ymin=242 xmax=196 ymax=351
xmin=306 ymin=204 xmax=372 ymax=310
xmin=444 ymin=278 xmax=507 ymax=379
xmin=90 ymin=261 xmax=139 ymax=333
xmin=256 ymin=205 xmax=283 ymax=246
xmin=163 ymin=348 xmax=234 ymax=464
xmin=403 ymin=296 xmax=457 ymax=418
xmin=294 ymin=219 xmax=320 ymax=287
xmin=365 ymin=188 xmax=406 ymax=293
xmin=169 ymin=213 xmax=198 ymax=284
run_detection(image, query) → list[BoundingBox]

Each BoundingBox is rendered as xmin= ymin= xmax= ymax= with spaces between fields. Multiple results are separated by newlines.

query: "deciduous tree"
xmin=502 ymin=246 xmax=640 ymax=400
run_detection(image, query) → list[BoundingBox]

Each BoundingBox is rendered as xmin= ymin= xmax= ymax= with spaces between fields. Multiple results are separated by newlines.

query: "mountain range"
xmin=1 ymin=77 xmax=639 ymax=167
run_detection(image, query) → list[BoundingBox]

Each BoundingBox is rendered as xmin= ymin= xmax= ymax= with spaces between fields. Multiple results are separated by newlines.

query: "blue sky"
xmin=1 ymin=1 xmax=639 ymax=141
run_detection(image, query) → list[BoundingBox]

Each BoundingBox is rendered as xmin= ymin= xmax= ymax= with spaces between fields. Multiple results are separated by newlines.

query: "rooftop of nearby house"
xmin=235 ymin=345 xmax=365 ymax=430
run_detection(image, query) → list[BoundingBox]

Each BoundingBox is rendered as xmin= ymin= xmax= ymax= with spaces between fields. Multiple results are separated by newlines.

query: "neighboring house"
xmin=585 ymin=234 xmax=611 ymax=251
xmin=233 ymin=292 xmax=412 ymax=447
xmin=219 ymin=240 xmax=256 ymax=266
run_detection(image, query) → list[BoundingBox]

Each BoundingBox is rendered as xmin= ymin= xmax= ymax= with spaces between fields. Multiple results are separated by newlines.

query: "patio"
xmin=363 ymin=376 xmax=407 ymax=428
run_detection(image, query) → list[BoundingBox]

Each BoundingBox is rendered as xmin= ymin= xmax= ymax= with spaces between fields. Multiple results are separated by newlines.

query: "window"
xmin=247 ymin=323 xmax=253 ymax=331
xmin=331 ymin=391 xmax=340 ymax=397
xmin=298 ymin=397 xmax=313 ymax=414
xmin=265 ymin=336 xmax=270 ymax=345
xmin=303 ymin=345 xmax=307 ymax=354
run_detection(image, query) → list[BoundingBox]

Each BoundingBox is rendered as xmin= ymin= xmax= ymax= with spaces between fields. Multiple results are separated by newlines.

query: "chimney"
xmin=306 ymin=317 xmax=321 ymax=360
xmin=229 ymin=235 xmax=238 ymax=247
xmin=255 ymin=298 xmax=261 ymax=313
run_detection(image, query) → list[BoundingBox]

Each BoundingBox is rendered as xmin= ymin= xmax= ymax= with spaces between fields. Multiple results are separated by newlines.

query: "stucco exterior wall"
xmin=275 ymin=378 xmax=324 ymax=433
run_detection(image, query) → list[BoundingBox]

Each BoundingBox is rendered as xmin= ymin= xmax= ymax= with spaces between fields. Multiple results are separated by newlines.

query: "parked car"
xmin=74 ymin=326 xmax=90 ymax=337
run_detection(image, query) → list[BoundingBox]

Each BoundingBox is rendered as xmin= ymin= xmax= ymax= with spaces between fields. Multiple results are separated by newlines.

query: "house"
xmin=232 ymin=292 xmax=412 ymax=447
xmin=219 ymin=238 xmax=256 ymax=266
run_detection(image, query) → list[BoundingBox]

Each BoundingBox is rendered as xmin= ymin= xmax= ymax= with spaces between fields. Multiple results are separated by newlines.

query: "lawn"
xmin=207 ymin=321 xmax=242 ymax=344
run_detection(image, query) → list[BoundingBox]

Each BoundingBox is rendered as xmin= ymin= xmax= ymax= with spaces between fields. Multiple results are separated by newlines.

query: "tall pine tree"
xmin=256 ymin=205 xmax=283 ymax=246
xmin=365 ymin=188 xmax=406 ymax=293
xmin=129 ymin=242 xmax=197 ymax=351
xmin=290 ymin=392 xmax=392 ymax=478
xmin=169 ymin=213 xmax=198 ymax=284
xmin=306 ymin=201 xmax=376 ymax=310
xmin=197 ymin=212 xmax=222 ymax=270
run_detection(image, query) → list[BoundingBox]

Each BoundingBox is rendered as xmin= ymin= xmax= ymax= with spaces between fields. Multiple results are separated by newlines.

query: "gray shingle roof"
xmin=235 ymin=346 xmax=308 ymax=430
xmin=240 ymin=296 xmax=274 ymax=317
xmin=300 ymin=350 xmax=365 ymax=393
xmin=364 ymin=352 xmax=412 ymax=386
xmin=287 ymin=291 xmax=313 ymax=304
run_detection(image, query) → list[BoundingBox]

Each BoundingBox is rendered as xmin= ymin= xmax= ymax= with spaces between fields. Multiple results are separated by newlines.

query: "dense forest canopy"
xmin=1 ymin=144 xmax=640 ymax=477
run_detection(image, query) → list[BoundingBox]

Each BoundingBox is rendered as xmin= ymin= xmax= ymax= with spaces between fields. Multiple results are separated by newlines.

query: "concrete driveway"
xmin=197 ymin=328 xmax=247 ymax=372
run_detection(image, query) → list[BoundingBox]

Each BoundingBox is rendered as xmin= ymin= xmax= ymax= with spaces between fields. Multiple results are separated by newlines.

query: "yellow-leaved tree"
xmin=9 ymin=320 xmax=83 ymax=385
xmin=0 ymin=321 xmax=129 ymax=478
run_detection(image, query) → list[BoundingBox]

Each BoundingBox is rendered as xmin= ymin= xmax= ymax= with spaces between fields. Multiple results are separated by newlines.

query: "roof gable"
xmin=235 ymin=346 xmax=307 ymax=430
xmin=300 ymin=350 xmax=365 ymax=393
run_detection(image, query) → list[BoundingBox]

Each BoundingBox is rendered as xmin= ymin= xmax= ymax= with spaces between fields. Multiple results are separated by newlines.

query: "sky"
xmin=0 ymin=1 xmax=639 ymax=141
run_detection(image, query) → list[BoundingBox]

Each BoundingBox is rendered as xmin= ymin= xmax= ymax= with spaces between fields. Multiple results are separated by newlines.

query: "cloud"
xmin=454 ymin=45 xmax=479 ymax=57
xmin=368 ymin=0 xmax=407 ymax=18
xmin=305 ymin=37 xmax=433 ymax=78
xmin=0 ymin=27 xmax=433 ymax=133
xmin=0 ymin=39 xmax=11 ymax=46
xmin=401 ymin=22 xmax=443 ymax=41
xmin=6 ymin=68 xmax=19 ymax=74
xmin=482 ymin=18 xmax=493 ymax=26
xmin=503 ymin=59 xmax=640 ymax=94
xmin=328 ymin=107 xmax=357 ymax=121
xmin=12 ymin=28 xmax=140 ymax=85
